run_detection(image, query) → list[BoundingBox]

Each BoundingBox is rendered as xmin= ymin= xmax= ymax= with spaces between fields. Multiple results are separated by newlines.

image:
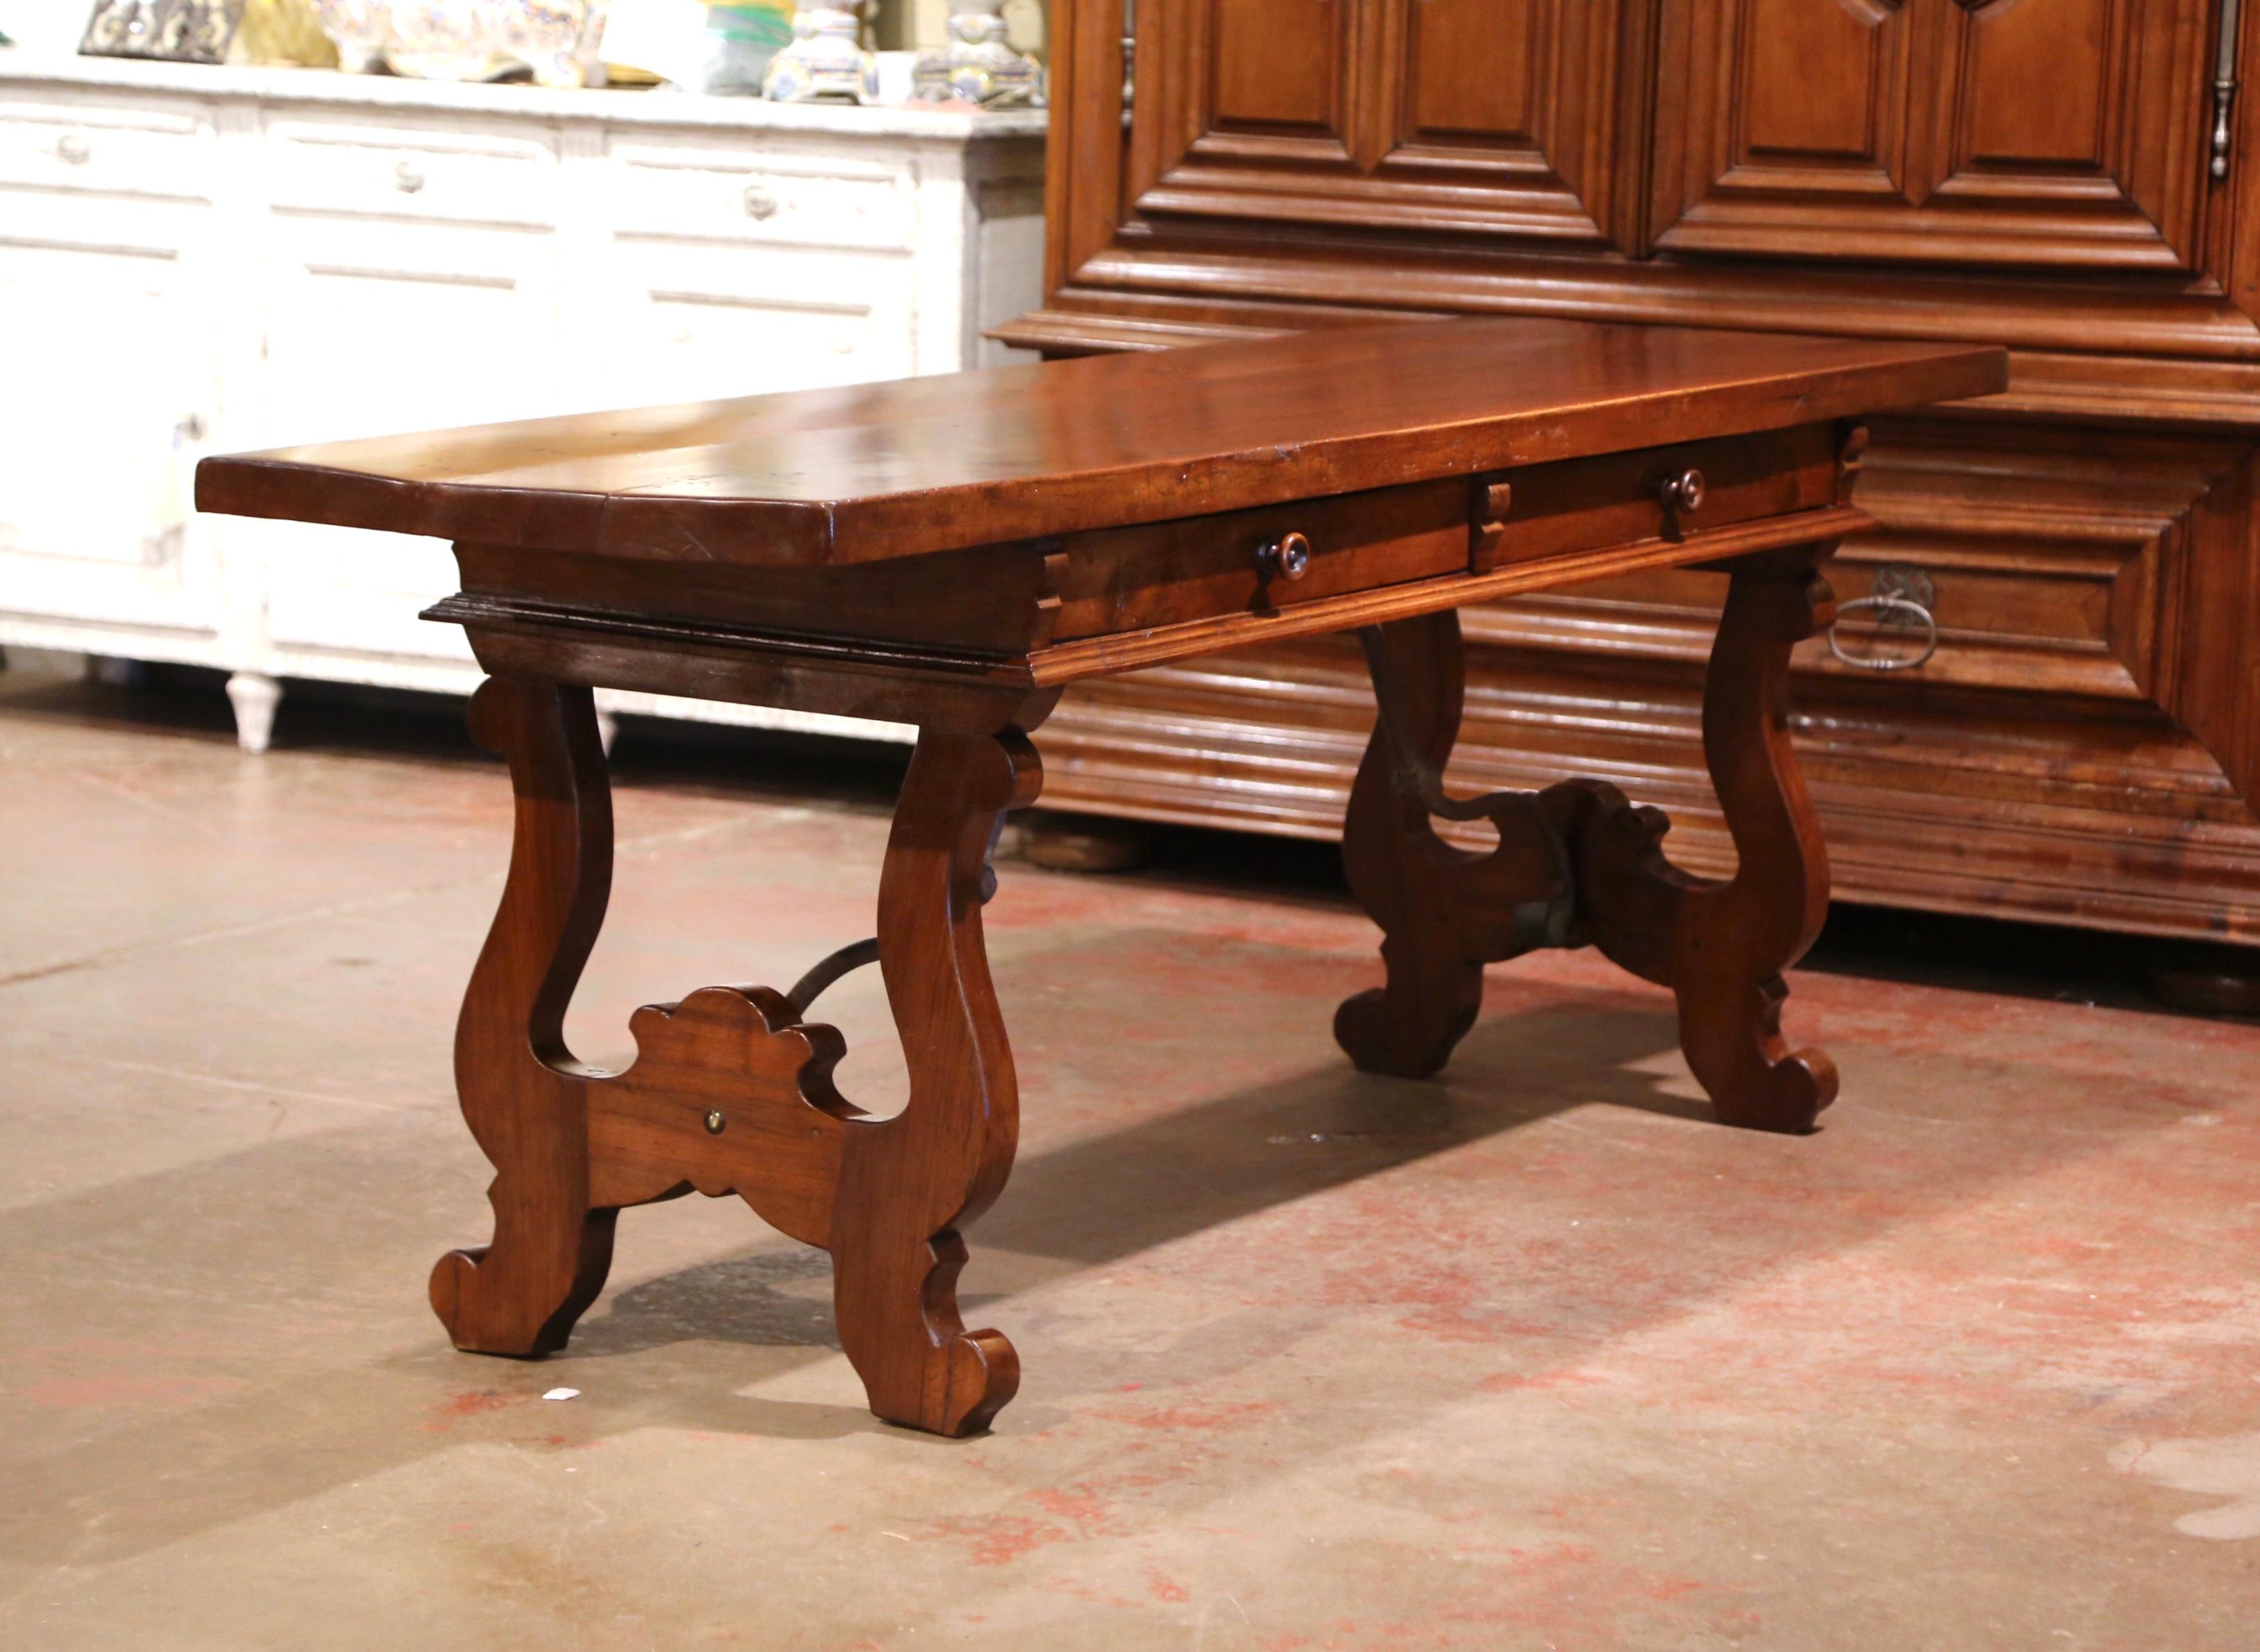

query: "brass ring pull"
xmin=1260 ymin=530 xmax=1312 ymax=582
xmin=1828 ymin=595 xmax=1939 ymax=672
xmin=1657 ymin=468 xmax=1706 ymax=514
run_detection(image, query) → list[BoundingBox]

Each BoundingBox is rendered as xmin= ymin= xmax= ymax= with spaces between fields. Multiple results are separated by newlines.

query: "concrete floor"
xmin=2 ymin=662 xmax=2257 ymax=1652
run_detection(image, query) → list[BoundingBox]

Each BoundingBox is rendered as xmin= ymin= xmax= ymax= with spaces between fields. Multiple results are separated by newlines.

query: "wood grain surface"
xmin=195 ymin=318 xmax=2001 ymax=566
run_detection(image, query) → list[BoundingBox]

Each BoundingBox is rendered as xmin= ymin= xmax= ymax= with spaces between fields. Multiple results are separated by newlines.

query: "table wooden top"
xmin=195 ymin=318 xmax=2005 ymax=569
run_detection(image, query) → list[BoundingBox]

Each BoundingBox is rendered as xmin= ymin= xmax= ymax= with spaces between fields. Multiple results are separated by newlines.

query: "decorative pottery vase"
xmin=313 ymin=0 xmax=607 ymax=85
xmin=310 ymin=0 xmax=391 ymax=70
xmin=380 ymin=0 xmax=516 ymax=81
xmin=501 ymin=0 xmax=609 ymax=86
xmin=913 ymin=0 xmax=1040 ymax=107
xmin=763 ymin=0 xmax=875 ymax=104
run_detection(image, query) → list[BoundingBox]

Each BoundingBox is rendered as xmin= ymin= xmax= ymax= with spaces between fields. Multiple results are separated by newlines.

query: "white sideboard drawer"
xmin=265 ymin=116 xmax=560 ymax=227
xmin=0 ymin=99 xmax=208 ymax=201
xmin=607 ymin=137 xmax=913 ymax=251
xmin=601 ymin=241 xmax=916 ymax=406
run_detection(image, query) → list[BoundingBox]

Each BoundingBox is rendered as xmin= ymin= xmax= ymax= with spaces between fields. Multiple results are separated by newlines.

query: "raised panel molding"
xmin=1128 ymin=0 xmax=1641 ymax=248
xmin=1207 ymin=0 xmax=1350 ymax=136
xmin=1731 ymin=0 xmax=1915 ymax=172
xmin=1653 ymin=0 xmax=2219 ymax=270
xmin=1395 ymin=0 xmax=1542 ymax=146
xmin=1951 ymin=0 xmax=2120 ymax=171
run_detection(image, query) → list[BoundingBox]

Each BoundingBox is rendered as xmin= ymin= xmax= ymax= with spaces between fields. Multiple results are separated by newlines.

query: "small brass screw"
xmin=703 ymin=1110 xmax=727 ymax=1135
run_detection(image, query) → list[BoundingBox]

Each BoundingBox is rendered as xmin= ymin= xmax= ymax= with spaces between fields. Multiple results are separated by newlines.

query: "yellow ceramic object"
xmin=235 ymin=0 xmax=340 ymax=64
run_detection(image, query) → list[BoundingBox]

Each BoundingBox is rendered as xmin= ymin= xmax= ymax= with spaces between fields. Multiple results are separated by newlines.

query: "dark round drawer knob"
xmin=1658 ymin=468 xmax=1706 ymax=514
xmin=1260 ymin=531 xmax=1312 ymax=582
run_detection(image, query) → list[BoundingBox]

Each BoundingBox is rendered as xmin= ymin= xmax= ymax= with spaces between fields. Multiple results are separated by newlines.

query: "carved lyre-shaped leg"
xmin=1335 ymin=613 xmax=1483 ymax=1075
xmin=1578 ymin=546 xmax=1841 ymax=1133
xmin=1335 ymin=611 xmax=1579 ymax=1078
xmin=828 ymin=726 xmax=1042 ymax=1436
xmin=429 ymin=678 xmax=618 ymax=1356
xmin=1334 ymin=547 xmax=1839 ymax=1134
xmin=428 ymin=668 xmax=1045 ymax=1433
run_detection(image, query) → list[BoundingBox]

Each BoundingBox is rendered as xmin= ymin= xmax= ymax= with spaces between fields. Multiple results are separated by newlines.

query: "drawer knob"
xmin=55 ymin=133 xmax=91 ymax=165
xmin=743 ymin=184 xmax=780 ymax=220
xmin=1259 ymin=531 xmax=1312 ymax=582
xmin=1657 ymin=468 xmax=1706 ymax=514
xmin=394 ymin=160 xmax=426 ymax=195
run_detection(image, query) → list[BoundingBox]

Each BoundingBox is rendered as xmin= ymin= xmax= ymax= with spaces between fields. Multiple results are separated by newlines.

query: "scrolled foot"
xmin=1684 ymin=974 xmax=1840 ymax=1135
xmin=1334 ymin=965 xmax=1479 ymax=1079
xmin=835 ymin=1227 xmax=1020 ymax=1437
xmin=429 ymin=1208 xmax=618 ymax=1357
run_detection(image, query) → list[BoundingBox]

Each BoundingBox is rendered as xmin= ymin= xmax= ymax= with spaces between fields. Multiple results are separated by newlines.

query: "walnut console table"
xmin=197 ymin=320 xmax=2004 ymax=1437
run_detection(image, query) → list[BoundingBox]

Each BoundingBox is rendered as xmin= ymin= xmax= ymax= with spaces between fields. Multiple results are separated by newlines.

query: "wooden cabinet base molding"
xmin=1037 ymin=634 xmax=2260 ymax=944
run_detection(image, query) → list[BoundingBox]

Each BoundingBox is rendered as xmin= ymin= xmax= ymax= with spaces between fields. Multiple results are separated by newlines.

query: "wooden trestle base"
xmin=427 ymin=541 xmax=1839 ymax=1438
xmin=429 ymin=673 xmax=1052 ymax=1439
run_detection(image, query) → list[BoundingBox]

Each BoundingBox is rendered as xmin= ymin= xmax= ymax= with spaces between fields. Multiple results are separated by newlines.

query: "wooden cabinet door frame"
xmin=1034 ymin=0 xmax=2260 ymax=413
xmin=1650 ymin=0 xmax=2220 ymax=273
xmin=1108 ymin=0 xmax=1651 ymax=254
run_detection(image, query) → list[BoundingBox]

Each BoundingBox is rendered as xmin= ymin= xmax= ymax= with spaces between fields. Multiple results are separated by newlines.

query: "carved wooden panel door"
xmin=1651 ymin=0 xmax=2220 ymax=271
xmin=1124 ymin=0 xmax=1644 ymax=253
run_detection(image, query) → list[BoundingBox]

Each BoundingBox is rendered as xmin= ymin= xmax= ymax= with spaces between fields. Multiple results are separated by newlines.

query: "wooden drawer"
xmin=0 ymin=99 xmax=207 ymax=201
xmin=1049 ymin=479 xmax=1474 ymax=641
xmin=1471 ymin=417 xmax=2195 ymax=707
xmin=1487 ymin=424 xmax=1842 ymax=568
xmin=606 ymin=138 xmax=914 ymax=252
xmin=1475 ymin=546 xmax=2152 ymax=704
xmin=1805 ymin=547 xmax=2148 ymax=699
xmin=264 ymin=117 xmax=559 ymax=227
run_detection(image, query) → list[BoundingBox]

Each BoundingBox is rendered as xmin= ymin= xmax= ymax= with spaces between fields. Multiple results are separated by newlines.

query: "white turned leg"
xmin=226 ymin=672 xmax=283 ymax=754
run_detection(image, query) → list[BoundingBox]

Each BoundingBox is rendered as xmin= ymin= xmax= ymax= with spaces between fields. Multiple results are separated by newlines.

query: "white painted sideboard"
xmin=0 ymin=54 xmax=1045 ymax=749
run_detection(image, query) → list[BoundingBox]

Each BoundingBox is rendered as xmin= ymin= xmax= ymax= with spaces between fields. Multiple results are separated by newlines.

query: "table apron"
xmin=429 ymin=502 xmax=1868 ymax=726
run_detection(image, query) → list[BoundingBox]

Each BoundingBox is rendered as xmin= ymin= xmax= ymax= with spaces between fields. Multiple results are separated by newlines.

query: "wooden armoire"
xmin=999 ymin=0 xmax=2260 ymax=949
